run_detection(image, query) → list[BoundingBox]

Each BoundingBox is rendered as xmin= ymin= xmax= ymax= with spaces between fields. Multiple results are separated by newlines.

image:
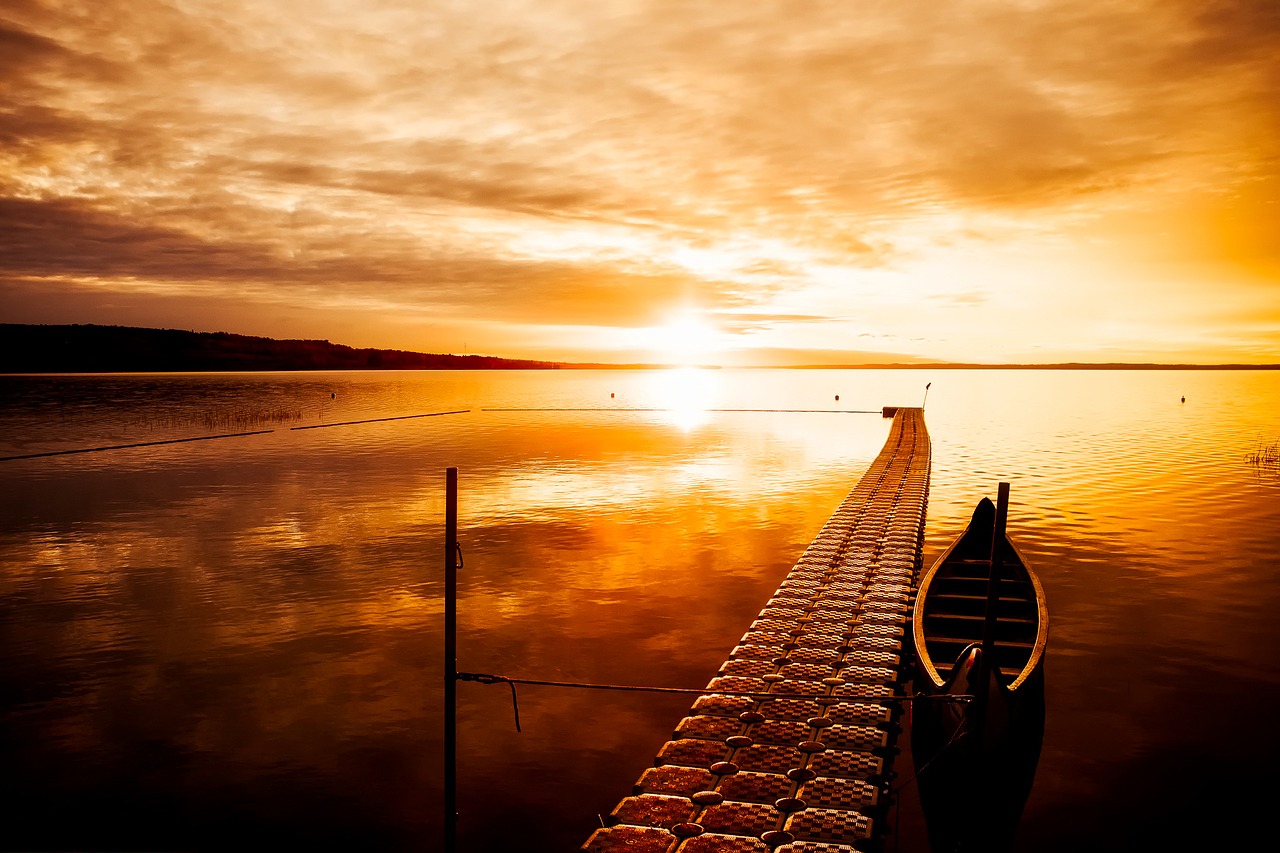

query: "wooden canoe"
xmin=910 ymin=483 xmax=1048 ymax=853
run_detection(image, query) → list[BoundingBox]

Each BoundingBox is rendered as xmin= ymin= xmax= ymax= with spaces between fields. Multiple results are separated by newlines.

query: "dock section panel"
xmin=582 ymin=407 xmax=931 ymax=853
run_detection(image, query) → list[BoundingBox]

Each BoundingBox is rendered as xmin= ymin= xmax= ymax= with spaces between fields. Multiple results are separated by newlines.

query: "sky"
xmin=1 ymin=0 xmax=1277 ymax=366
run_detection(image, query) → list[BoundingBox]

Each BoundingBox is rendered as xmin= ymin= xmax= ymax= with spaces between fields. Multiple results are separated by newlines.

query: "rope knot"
xmin=456 ymin=671 xmax=521 ymax=732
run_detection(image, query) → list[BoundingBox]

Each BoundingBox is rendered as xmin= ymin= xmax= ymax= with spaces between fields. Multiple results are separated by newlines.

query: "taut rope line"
xmin=456 ymin=670 xmax=971 ymax=733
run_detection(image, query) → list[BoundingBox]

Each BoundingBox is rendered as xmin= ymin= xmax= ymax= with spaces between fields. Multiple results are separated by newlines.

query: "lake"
xmin=2 ymin=368 xmax=1277 ymax=851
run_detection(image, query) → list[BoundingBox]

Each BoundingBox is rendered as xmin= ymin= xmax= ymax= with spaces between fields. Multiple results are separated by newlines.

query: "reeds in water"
xmin=140 ymin=406 xmax=307 ymax=433
xmin=1244 ymin=439 xmax=1279 ymax=472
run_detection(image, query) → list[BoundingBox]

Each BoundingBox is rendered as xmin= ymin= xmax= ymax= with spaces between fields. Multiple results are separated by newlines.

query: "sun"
xmin=649 ymin=312 xmax=722 ymax=366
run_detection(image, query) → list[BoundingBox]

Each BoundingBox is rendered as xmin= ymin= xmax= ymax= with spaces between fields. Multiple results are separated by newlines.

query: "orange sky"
xmin=1 ymin=1 xmax=1277 ymax=365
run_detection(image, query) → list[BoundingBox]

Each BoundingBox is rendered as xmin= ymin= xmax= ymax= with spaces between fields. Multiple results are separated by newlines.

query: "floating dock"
xmin=582 ymin=407 xmax=931 ymax=852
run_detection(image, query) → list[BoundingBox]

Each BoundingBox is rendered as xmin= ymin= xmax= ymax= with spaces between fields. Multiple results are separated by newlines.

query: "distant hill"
xmin=0 ymin=324 xmax=567 ymax=373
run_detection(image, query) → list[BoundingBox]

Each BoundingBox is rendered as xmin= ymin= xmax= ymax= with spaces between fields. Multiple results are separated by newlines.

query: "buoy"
xmin=835 ymin=395 xmax=839 ymax=401
xmin=611 ymin=392 xmax=615 ymax=398
xmin=331 ymin=392 xmax=335 ymax=399
xmin=1181 ymin=396 xmax=1185 ymax=403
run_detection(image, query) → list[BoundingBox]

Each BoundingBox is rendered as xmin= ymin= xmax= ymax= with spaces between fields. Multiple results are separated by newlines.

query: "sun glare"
xmin=645 ymin=366 xmax=719 ymax=431
xmin=650 ymin=313 xmax=722 ymax=366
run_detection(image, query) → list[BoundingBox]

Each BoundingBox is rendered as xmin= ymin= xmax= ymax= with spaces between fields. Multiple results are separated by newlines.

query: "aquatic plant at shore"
xmin=141 ymin=406 xmax=307 ymax=433
xmin=1244 ymin=439 xmax=1279 ymax=472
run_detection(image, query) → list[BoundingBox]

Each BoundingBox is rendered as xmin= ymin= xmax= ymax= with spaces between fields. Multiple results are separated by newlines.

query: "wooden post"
xmin=444 ymin=467 xmax=458 ymax=853
xmin=975 ymin=481 xmax=1010 ymax=737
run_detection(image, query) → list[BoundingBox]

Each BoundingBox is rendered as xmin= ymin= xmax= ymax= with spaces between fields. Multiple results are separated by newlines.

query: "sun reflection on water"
xmin=643 ymin=367 xmax=719 ymax=431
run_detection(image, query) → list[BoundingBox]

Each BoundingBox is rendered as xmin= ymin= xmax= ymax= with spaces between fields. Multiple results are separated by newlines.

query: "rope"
xmin=457 ymin=673 xmax=521 ymax=731
xmin=4 ymin=405 xmax=875 ymax=461
xmin=0 ymin=429 xmax=275 ymax=461
xmin=1 ymin=409 xmax=472 ymax=461
xmin=481 ymin=407 xmax=881 ymax=414
xmin=456 ymin=670 xmax=970 ymax=733
xmin=290 ymin=409 xmax=469 ymax=430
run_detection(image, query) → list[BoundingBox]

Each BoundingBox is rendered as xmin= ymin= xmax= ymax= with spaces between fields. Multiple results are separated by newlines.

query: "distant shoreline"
xmin=2 ymin=324 xmax=1276 ymax=373
xmin=778 ymin=362 xmax=1280 ymax=370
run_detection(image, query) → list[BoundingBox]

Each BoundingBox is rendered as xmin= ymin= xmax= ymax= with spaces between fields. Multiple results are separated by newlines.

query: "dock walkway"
xmin=582 ymin=407 xmax=931 ymax=852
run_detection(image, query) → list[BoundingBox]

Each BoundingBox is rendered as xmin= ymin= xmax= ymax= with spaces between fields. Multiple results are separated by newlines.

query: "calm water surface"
xmin=2 ymin=369 xmax=1277 ymax=851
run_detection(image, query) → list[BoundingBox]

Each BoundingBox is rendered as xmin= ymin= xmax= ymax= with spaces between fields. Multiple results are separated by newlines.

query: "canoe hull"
xmin=910 ymin=493 xmax=1048 ymax=852
xmin=910 ymin=644 xmax=1045 ymax=852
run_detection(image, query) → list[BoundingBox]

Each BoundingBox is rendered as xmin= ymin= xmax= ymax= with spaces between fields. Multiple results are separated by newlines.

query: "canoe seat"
xmin=923 ymin=634 xmax=1035 ymax=652
xmin=922 ymin=611 xmax=1036 ymax=628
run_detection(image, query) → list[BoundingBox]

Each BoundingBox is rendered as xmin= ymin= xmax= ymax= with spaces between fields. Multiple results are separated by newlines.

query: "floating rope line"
xmin=290 ymin=409 xmax=470 ymax=430
xmin=456 ymin=670 xmax=970 ymax=733
xmin=0 ymin=429 xmax=275 ymax=461
xmin=480 ymin=407 xmax=881 ymax=414
xmin=2 ymin=409 xmax=474 ymax=460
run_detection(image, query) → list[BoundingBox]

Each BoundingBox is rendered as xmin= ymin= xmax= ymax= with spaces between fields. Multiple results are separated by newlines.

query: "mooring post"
xmin=444 ymin=467 xmax=459 ymax=853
